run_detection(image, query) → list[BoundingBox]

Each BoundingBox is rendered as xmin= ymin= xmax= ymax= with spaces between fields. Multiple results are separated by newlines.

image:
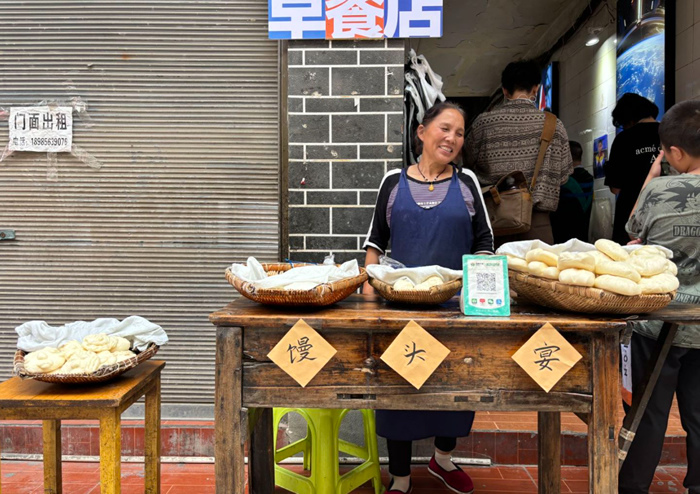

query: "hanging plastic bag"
xmin=379 ymin=255 xmax=406 ymax=269
xmin=589 ymin=197 xmax=613 ymax=242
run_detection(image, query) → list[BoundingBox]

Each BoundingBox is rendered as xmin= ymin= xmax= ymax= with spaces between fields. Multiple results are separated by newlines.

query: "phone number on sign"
xmin=30 ymin=137 xmax=69 ymax=147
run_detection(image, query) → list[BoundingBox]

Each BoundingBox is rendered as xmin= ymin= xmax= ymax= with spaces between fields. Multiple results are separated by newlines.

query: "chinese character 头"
xmin=404 ymin=341 xmax=426 ymax=365
xmin=326 ymin=0 xmax=385 ymax=39
xmin=533 ymin=343 xmax=561 ymax=371
xmin=288 ymin=336 xmax=317 ymax=364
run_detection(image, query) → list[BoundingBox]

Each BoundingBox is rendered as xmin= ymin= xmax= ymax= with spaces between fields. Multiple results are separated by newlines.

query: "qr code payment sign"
xmin=476 ymin=272 xmax=497 ymax=292
xmin=462 ymin=255 xmax=510 ymax=316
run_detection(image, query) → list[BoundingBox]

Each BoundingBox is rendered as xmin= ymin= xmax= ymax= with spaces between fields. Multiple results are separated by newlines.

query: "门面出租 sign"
xmin=268 ymin=0 xmax=443 ymax=40
xmin=9 ymin=106 xmax=73 ymax=153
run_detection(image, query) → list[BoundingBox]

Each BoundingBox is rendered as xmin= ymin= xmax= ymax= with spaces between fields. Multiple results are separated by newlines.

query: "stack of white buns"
xmin=507 ymin=239 xmax=679 ymax=297
xmin=23 ymin=333 xmax=137 ymax=375
xmin=393 ymin=275 xmax=445 ymax=291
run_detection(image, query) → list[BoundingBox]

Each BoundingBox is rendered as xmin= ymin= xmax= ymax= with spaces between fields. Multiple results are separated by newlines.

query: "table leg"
xmin=145 ymin=377 xmax=162 ymax=494
xmin=43 ymin=419 xmax=62 ymax=494
xmin=248 ymin=408 xmax=274 ymax=494
xmin=538 ymin=412 xmax=560 ymax=494
xmin=618 ymin=322 xmax=678 ymax=467
xmin=99 ymin=410 xmax=121 ymax=494
xmin=215 ymin=326 xmax=245 ymax=494
xmin=589 ymin=332 xmax=619 ymax=493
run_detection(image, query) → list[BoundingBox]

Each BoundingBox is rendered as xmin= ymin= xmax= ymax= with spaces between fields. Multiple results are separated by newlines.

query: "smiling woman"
xmin=361 ymin=101 xmax=495 ymax=494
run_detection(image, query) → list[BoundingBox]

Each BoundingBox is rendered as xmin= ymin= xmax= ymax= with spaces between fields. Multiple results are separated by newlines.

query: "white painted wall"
xmin=675 ymin=0 xmax=700 ymax=102
xmin=552 ymin=4 xmax=617 ymax=240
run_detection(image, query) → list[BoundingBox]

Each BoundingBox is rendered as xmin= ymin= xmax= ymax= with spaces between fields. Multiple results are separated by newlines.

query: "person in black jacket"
xmin=551 ymin=141 xmax=594 ymax=243
xmin=604 ymin=93 xmax=660 ymax=245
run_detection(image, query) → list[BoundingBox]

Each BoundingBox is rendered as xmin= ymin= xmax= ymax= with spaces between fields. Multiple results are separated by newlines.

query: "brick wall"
xmin=287 ymin=39 xmax=405 ymax=265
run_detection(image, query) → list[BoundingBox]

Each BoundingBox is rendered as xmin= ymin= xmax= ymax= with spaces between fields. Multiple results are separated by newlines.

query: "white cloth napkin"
xmin=229 ymin=257 xmax=361 ymax=290
xmin=496 ymin=239 xmax=673 ymax=259
xmin=366 ymin=264 xmax=462 ymax=286
xmin=16 ymin=316 xmax=169 ymax=352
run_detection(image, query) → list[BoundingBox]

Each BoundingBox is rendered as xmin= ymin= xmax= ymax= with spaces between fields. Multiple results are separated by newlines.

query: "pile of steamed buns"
xmin=507 ymin=239 xmax=679 ymax=296
xmin=23 ymin=333 xmax=137 ymax=375
xmin=392 ymin=275 xmax=445 ymax=291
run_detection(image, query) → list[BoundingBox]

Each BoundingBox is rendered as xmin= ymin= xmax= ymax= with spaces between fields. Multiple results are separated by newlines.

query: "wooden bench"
xmin=0 ymin=360 xmax=165 ymax=494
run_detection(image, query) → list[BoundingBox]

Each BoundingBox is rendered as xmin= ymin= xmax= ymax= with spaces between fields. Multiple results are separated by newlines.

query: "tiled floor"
xmin=471 ymin=399 xmax=683 ymax=435
xmin=0 ymin=461 xmax=690 ymax=493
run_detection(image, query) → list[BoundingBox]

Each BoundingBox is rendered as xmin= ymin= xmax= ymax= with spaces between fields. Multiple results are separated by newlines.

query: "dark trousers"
xmin=619 ymin=332 xmax=700 ymax=493
xmin=387 ymin=436 xmax=457 ymax=477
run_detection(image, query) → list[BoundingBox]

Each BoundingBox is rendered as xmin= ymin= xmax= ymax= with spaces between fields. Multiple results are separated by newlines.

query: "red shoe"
xmin=428 ymin=456 xmax=474 ymax=494
xmin=386 ymin=478 xmax=413 ymax=494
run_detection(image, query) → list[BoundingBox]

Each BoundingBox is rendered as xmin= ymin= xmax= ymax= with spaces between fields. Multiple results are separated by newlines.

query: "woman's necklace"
xmin=417 ymin=164 xmax=448 ymax=191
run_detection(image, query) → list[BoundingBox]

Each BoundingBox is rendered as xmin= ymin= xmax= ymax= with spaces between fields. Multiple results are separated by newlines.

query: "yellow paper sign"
xmin=380 ymin=320 xmax=450 ymax=390
xmin=267 ymin=319 xmax=337 ymax=387
xmin=512 ymin=322 xmax=583 ymax=393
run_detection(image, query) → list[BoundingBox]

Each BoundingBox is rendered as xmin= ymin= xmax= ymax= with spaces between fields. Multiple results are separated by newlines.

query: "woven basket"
xmin=14 ymin=343 xmax=159 ymax=384
xmin=509 ymin=271 xmax=675 ymax=314
xmin=225 ymin=263 xmax=368 ymax=306
xmin=369 ymin=277 xmax=462 ymax=305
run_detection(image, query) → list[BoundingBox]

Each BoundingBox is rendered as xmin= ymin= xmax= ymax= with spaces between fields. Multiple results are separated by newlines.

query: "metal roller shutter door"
xmin=0 ymin=0 xmax=280 ymax=408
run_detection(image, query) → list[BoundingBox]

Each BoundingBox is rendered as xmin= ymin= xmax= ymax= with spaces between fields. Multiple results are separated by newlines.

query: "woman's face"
xmin=417 ymin=109 xmax=465 ymax=165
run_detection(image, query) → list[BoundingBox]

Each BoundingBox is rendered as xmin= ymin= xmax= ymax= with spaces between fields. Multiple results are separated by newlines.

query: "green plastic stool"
xmin=273 ymin=408 xmax=384 ymax=494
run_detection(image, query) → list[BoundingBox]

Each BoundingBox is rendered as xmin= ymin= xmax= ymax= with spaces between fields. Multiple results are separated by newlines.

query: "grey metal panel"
xmin=0 ymin=0 xmax=280 ymax=405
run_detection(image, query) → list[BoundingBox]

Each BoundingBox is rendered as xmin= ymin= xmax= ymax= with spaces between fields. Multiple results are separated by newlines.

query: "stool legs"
xmin=145 ymin=377 xmax=161 ymax=494
xmin=42 ymin=420 xmax=62 ymax=494
xmin=310 ymin=409 xmax=340 ymax=494
xmin=99 ymin=409 xmax=121 ymax=494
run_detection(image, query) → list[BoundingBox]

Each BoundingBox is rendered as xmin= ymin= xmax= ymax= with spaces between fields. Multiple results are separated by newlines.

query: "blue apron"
xmin=376 ymin=168 xmax=475 ymax=441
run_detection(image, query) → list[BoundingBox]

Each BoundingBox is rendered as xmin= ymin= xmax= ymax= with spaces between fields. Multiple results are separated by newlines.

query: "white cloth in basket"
xmin=16 ymin=316 xmax=168 ymax=353
xmin=366 ymin=264 xmax=462 ymax=286
xmin=230 ymin=257 xmax=361 ymax=290
xmin=496 ymin=239 xmax=673 ymax=259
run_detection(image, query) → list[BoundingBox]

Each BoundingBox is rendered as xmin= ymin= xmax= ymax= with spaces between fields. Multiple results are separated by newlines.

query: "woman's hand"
xmin=627 ymin=238 xmax=643 ymax=246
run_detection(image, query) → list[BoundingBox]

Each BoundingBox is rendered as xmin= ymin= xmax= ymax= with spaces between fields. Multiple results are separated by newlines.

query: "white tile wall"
xmin=677 ymin=0 xmax=700 ymax=102
xmin=552 ymin=3 xmax=617 ymax=235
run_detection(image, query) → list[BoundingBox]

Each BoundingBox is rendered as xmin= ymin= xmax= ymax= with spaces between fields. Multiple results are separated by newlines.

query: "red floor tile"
xmin=0 ymin=460 xmax=692 ymax=493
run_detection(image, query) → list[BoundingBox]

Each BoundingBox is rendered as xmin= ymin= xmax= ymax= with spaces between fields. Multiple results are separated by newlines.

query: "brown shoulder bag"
xmin=481 ymin=111 xmax=557 ymax=236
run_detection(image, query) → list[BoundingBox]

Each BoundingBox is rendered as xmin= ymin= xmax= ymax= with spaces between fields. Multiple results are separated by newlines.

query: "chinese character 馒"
xmin=288 ymin=336 xmax=317 ymax=364
xmin=326 ymin=0 xmax=385 ymax=39
xmin=533 ymin=343 xmax=561 ymax=371
xmin=404 ymin=341 xmax=426 ymax=366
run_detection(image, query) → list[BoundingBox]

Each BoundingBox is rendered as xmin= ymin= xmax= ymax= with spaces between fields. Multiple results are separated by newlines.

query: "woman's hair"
xmin=501 ymin=60 xmax=541 ymax=95
xmin=612 ymin=93 xmax=659 ymax=128
xmin=414 ymin=102 xmax=467 ymax=157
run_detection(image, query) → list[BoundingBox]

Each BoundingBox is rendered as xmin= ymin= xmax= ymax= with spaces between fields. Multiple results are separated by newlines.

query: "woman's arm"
xmin=362 ymin=247 xmax=381 ymax=294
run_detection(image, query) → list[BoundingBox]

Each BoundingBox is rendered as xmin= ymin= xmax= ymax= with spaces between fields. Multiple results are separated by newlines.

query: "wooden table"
xmin=0 ymin=360 xmax=164 ymax=494
xmin=210 ymin=295 xmax=628 ymax=494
